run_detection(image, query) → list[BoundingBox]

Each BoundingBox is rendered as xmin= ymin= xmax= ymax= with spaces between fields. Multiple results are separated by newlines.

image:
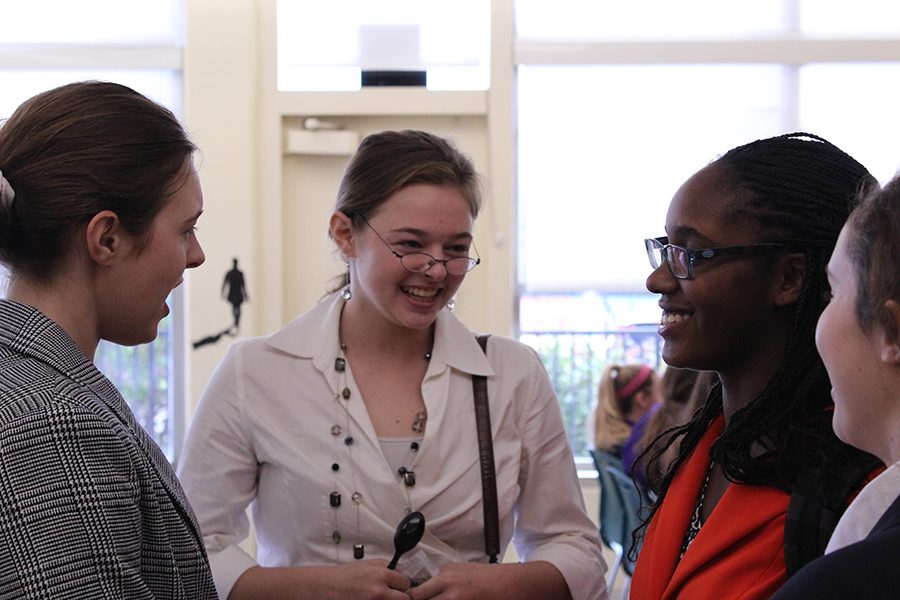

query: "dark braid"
xmin=644 ymin=133 xmax=879 ymax=515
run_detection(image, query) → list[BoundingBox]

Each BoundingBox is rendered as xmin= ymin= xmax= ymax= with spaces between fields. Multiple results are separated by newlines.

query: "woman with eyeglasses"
xmin=178 ymin=130 xmax=606 ymax=600
xmin=630 ymin=132 xmax=883 ymax=599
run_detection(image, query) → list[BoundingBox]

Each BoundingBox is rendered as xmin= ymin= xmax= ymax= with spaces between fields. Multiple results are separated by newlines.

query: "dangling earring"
xmin=446 ymin=297 xmax=456 ymax=311
xmin=341 ymin=265 xmax=352 ymax=301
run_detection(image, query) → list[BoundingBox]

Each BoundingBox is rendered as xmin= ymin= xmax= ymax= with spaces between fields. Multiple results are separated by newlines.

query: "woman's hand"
xmin=324 ymin=560 xmax=413 ymax=599
xmin=406 ymin=561 xmax=570 ymax=600
xmin=228 ymin=560 xmax=412 ymax=600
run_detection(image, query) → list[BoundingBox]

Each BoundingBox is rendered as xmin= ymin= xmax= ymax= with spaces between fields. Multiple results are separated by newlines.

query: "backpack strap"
xmin=784 ymin=450 xmax=883 ymax=574
xmin=472 ymin=334 xmax=500 ymax=563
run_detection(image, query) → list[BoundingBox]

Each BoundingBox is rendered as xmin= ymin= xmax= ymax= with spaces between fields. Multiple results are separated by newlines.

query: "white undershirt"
xmin=379 ymin=436 xmax=424 ymax=474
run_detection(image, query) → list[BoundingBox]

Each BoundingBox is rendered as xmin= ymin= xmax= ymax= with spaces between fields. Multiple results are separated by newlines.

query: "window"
xmin=276 ymin=0 xmax=490 ymax=91
xmin=0 ymin=0 xmax=186 ymax=461
xmin=514 ymin=0 xmax=900 ymax=459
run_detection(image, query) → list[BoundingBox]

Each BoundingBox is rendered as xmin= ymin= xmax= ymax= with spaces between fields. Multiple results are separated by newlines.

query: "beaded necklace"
xmin=327 ymin=305 xmax=433 ymax=562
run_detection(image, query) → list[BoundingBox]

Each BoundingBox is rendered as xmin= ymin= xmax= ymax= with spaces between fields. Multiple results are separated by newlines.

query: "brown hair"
xmin=0 ymin=81 xmax=196 ymax=282
xmin=330 ymin=129 xmax=482 ymax=290
xmin=846 ymin=174 xmax=900 ymax=339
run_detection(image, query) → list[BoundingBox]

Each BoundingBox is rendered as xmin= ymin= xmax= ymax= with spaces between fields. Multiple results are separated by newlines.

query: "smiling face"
xmin=339 ymin=182 xmax=475 ymax=333
xmin=816 ymin=226 xmax=888 ymax=456
xmin=100 ymin=164 xmax=206 ymax=346
xmin=646 ymin=164 xmax=793 ymax=378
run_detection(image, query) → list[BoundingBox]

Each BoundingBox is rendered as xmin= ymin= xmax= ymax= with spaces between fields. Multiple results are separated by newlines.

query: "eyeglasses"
xmin=645 ymin=236 xmax=795 ymax=280
xmin=358 ymin=215 xmax=481 ymax=275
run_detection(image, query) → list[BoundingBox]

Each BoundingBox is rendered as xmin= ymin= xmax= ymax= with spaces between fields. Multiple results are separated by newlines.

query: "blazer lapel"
xmin=639 ymin=416 xmax=723 ymax=598
xmin=81 ymin=372 xmax=206 ymax=547
xmin=667 ymin=477 xmax=788 ymax=595
xmin=0 ymin=300 xmax=206 ymax=549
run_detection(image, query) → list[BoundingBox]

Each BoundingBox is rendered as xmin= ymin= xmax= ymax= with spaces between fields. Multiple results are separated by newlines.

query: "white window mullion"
xmin=515 ymin=38 xmax=900 ymax=66
xmin=0 ymin=45 xmax=182 ymax=70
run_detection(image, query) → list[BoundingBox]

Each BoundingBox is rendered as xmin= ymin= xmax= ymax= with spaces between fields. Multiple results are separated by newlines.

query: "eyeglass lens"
xmin=646 ymin=238 xmax=689 ymax=278
xmin=400 ymin=253 xmax=475 ymax=275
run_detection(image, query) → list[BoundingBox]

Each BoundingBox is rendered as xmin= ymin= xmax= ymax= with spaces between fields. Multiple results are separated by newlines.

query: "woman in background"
xmin=772 ymin=172 xmax=900 ymax=599
xmin=0 ymin=81 xmax=214 ymax=598
xmin=593 ymin=363 xmax=660 ymax=459
xmin=631 ymin=133 xmax=882 ymax=599
xmin=179 ymin=130 xmax=606 ymax=600
xmin=623 ymin=368 xmax=715 ymax=492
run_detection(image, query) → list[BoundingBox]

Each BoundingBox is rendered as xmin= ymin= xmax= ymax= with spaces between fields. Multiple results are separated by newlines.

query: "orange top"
xmin=631 ymin=416 xmax=789 ymax=600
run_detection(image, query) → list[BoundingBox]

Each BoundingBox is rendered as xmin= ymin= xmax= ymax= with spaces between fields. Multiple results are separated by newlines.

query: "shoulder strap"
xmin=472 ymin=334 xmax=500 ymax=563
xmin=784 ymin=450 xmax=883 ymax=575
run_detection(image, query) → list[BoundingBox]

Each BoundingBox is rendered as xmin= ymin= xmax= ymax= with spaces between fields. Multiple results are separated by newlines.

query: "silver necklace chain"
xmin=680 ymin=461 xmax=714 ymax=559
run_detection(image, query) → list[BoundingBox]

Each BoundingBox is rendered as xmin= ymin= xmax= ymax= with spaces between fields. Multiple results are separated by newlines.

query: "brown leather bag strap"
xmin=473 ymin=334 xmax=500 ymax=563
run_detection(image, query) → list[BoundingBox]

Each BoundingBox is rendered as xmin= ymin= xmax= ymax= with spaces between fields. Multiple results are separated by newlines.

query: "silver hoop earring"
xmin=341 ymin=286 xmax=352 ymax=302
xmin=446 ymin=297 xmax=455 ymax=311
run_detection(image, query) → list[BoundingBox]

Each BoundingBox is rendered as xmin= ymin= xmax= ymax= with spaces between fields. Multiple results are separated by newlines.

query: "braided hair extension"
xmin=645 ymin=133 xmax=879 ymax=511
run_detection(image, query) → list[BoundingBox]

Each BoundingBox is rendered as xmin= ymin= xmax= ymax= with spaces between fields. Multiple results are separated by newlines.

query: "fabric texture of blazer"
xmin=771 ymin=490 xmax=900 ymax=599
xmin=0 ymin=300 xmax=216 ymax=599
xmin=630 ymin=415 xmax=790 ymax=599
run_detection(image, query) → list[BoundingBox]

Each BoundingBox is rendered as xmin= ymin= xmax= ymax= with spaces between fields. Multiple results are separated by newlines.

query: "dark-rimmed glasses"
xmin=359 ymin=215 xmax=481 ymax=276
xmin=645 ymin=236 xmax=795 ymax=280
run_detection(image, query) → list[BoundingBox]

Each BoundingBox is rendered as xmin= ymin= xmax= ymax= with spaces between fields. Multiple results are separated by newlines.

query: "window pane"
xmin=520 ymin=291 xmax=662 ymax=457
xmin=95 ymin=318 xmax=175 ymax=458
xmin=799 ymin=63 xmax=900 ymax=183
xmin=515 ymin=0 xmax=784 ymax=40
xmin=520 ymin=291 xmax=659 ymax=333
xmin=517 ymin=64 xmax=783 ymax=293
xmin=0 ymin=70 xmax=181 ymax=122
xmin=276 ymin=0 xmax=490 ymax=91
xmin=0 ymin=0 xmax=183 ymax=44
xmin=800 ymin=0 xmax=900 ymax=36
xmin=516 ymin=0 xmax=900 ymax=40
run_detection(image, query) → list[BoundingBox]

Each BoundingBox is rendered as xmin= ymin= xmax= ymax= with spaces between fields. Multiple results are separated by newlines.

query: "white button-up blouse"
xmin=178 ymin=293 xmax=607 ymax=600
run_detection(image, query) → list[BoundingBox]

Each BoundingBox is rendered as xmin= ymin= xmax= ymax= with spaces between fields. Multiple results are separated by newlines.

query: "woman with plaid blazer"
xmin=0 ymin=81 xmax=215 ymax=599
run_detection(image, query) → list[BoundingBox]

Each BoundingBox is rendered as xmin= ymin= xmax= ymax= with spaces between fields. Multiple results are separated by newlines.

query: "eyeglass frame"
xmin=644 ymin=236 xmax=799 ymax=280
xmin=355 ymin=213 xmax=481 ymax=275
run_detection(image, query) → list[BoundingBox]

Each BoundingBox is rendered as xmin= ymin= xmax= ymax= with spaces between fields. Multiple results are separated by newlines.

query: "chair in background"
xmin=590 ymin=449 xmax=645 ymax=599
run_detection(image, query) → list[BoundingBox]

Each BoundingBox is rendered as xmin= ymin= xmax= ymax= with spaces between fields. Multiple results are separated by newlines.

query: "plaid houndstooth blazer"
xmin=0 ymin=300 xmax=216 ymax=599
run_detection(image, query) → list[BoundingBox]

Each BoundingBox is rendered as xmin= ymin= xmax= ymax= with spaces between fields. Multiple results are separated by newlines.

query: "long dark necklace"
xmin=327 ymin=307 xmax=433 ymax=561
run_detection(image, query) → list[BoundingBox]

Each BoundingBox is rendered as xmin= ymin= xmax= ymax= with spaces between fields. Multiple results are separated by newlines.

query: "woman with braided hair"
xmin=630 ymin=132 xmax=883 ymax=599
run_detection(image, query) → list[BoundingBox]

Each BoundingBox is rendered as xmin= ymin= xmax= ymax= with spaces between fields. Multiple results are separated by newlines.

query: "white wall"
xmin=182 ymin=0 xmax=259 ymax=411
